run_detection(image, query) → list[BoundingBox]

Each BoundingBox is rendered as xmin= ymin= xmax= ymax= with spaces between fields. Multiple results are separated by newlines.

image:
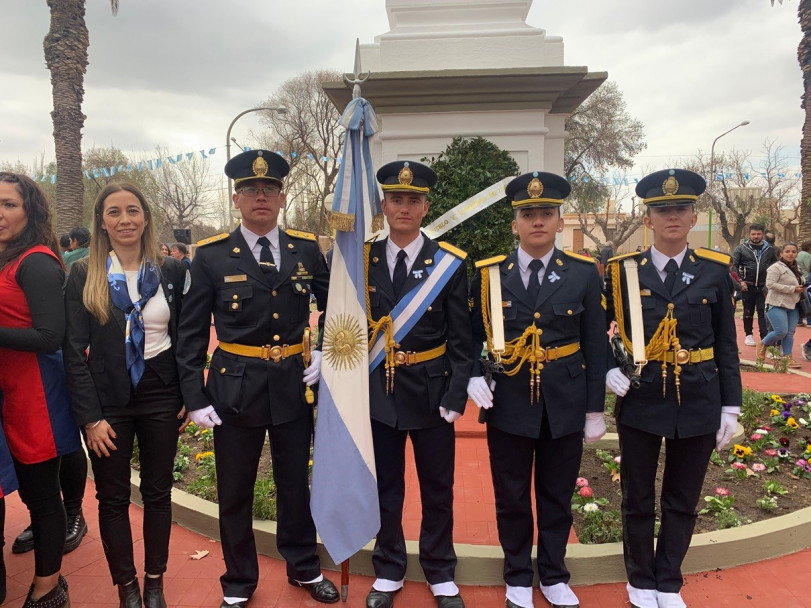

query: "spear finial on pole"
xmin=344 ymin=38 xmax=369 ymax=99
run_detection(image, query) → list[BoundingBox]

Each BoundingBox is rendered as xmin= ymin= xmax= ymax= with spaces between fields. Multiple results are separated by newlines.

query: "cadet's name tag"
xmin=368 ymin=286 xmax=377 ymax=293
xmin=223 ymin=274 xmax=247 ymax=283
xmin=640 ymin=289 xmax=651 ymax=296
xmin=502 ymin=300 xmax=512 ymax=307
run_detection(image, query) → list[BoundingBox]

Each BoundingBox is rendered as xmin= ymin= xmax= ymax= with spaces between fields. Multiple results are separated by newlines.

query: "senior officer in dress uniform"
xmin=604 ymin=169 xmax=741 ymax=608
xmin=364 ymin=160 xmax=471 ymax=608
xmin=175 ymin=150 xmax=338 ymax=607
xmin=467 ymin=171 xmax=607 ymax=608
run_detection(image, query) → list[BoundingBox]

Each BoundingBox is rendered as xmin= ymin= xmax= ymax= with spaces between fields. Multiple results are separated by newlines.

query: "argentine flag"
xmin=311 ymin=97 xmax=381 ymax=564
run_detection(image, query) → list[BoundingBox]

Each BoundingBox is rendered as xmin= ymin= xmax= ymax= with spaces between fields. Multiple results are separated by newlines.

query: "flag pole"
xmin=341 ymin=560 xmax=349 ymax=602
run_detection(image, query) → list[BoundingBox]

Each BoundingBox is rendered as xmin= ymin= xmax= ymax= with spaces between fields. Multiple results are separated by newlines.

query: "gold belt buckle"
xmin=393 ymin=350 xmax=412 ymax=366
xmin=536 ymin=348 xmax=547 ymax=363
xmin=675 ymin=349 xmax=690 ymax=365
xmin=260 ymin=345 xmax=284 ymax=362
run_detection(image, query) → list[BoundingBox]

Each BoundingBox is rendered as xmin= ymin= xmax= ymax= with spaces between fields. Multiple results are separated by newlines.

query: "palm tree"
xmin=44 ymin=0 xmax=119 ymax=233
xmin=773 ymin=0 xmax=811 ymax=239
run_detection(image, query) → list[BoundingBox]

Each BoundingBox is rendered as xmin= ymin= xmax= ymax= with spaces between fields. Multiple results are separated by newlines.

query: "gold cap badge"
xmin=398 ymin=163 xmax=414 ymax=186
xmin=527 ymin=177 xmax=544 ymax=199
xmin=252 ymin=151 xmax=269 ymax=178
xmin=662 ymin=176 xmax=679 ymax=196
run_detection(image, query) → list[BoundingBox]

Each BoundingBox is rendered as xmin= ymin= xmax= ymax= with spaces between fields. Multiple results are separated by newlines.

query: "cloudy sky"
xmin=0 ymin=0 xmax=803 ymax=188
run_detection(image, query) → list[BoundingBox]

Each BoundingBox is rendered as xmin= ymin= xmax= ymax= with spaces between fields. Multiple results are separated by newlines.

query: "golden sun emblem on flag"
xmin=323 ymin=313 xmax=366 ymax=371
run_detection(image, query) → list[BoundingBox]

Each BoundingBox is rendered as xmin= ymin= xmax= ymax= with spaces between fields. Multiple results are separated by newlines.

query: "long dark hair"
xmin=779 ymin=242 xmax=803 ymax=282
xmin=0 ymin=172 xmax=61 ymax=270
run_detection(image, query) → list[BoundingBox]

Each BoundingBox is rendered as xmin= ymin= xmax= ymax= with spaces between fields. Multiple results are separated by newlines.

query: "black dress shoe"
xmin=12 ymin=525 xmax=34 ymax=554
xmin=367 ymin=589 xmax=398 ymax=608
xmin=117 ymin=579 xmax=141 ymax=608
xmin=219 ymin=602 xmax=246 ymax=608
xmin=436 ymin=594 xmax=465 ymax=608
xmin=288 ymin=577 xmax=340 ymax=604
xmin=505 ymin=600 xmax=521 ymax=608
xmin=143 ymin=575 xmax=167 ymax=608
xmin=64 ymin=511 xmax=88 ymax=554
xmin=550 ymin=604 xmax=579 ymax=608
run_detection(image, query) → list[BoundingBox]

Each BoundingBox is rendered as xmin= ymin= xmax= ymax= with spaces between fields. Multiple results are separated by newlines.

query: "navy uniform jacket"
xmin=605 ymin=248 xmax=742 ymax=438
xmin=367 ymin=237 xmax=472 ymax=430
xmin=176 ymin=229 xmax=329 ymax=428
xmin=470 ymin=248 xmax=606 ymax=439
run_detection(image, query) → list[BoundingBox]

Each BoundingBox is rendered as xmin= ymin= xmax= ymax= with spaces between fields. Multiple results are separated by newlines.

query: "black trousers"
xmin=60 ymin=447 xmax=87 ymax=516
xmin=741 ymin=285 xmax=767 ymax=338
xmin=618 ymin=423 xmax=715 ymax=593
xmin=88 ymin=367 xmax=182 ymax=586
xmin=487 ymin=414 xmax=582 ymax=588
xmin=371 ymin=420 xmax=456 ymax=585
xmin=13 ymin=455 xmax=65 ymax=577
xmin=214 ymin=416 xmax=319 ymax=599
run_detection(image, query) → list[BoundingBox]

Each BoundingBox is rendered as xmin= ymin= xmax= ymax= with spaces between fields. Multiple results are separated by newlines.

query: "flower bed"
xmin=571 ymin=392 xmax=811 ymax=543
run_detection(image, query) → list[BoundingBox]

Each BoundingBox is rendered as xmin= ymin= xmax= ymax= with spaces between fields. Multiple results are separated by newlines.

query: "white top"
xmin=241 ymin=224 xmax=281 ymax=267
xmin=649 ymin=245 xmax=688 ymax=281
xmin=516 ymin=246 xmax=556 ymax=288
xmin=386 ymin=234 xmax=424 ymax=280
xmin=125 ymin=271 xmax=171 ymax=360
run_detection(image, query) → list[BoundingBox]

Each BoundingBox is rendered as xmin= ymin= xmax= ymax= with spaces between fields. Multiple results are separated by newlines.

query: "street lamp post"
xmin=708 ymin=120 xmax=750 ymax=248
xmin=225 ymin=106 xmax=287 ymax=229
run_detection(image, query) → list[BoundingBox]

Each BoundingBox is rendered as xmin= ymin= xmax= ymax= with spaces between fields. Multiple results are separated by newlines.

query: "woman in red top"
xmin=0 ymin=172 xmax=80 ymax=608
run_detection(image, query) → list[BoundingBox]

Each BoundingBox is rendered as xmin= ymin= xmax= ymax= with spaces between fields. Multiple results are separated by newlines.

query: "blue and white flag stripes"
xmin=310 ymin=97 xmax=381 ymax=564
xmin=368 ymin=249 xmax=463 ymax=372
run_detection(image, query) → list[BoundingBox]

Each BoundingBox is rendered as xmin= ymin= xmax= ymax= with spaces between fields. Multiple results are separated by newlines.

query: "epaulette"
xmin=286 ymin=229 xmax=317 ymax=242
xmin=694 ymin=247 xmax=731 ymax=265
xmin=563 ymin=250 xmax=597 ymax=264
xmin=607 ymin=251 xmax=640 ymax=264
xmin=197 ymin=233 xmax=229 ymax=247
xmin=475 ymin=255 xmax=507 ymax=269
xmin=438 ymin=241 xmax=467 ymax=260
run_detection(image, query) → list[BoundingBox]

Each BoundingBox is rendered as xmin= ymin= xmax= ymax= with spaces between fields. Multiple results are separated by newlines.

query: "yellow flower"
xmin=787 ymin=418 xmax=800 ymax=430
xmin=201 ymin=428 xmax=212 ymax=436
xmin=733 ymin=445 xmax=747 ymax=458
xmin=771 ymin=409 xmax=780 ymax=417
xmin=771 ymin=395 xmax=785 ymax=404
xmin=195 ymin=451 xmax=214 ymax=461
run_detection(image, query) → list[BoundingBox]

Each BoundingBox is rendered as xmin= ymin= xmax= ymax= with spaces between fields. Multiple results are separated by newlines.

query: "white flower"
xmin=583 ymin=502 xmax=599 ymax=513
xmin=755 ymin=429 xmax=770 ymax=436
xmin=799 ymin=419 xmax=809 ymax=427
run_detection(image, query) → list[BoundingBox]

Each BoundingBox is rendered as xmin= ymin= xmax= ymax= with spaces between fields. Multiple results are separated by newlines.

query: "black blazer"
xmin=63 ymin=256 xmax=187 ymax=426
xmin=470 ymin=248 xmax=607 ymax=439
xmin=367 ymin=236 xmax=472 ymax=430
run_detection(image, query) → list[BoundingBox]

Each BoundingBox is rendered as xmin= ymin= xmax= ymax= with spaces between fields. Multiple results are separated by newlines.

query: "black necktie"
xmin=393 ymin=249 xmax=407 ymax=300
xmin=527 ymin=258 xmax=544 ymax=302
xmin=664 ymin=258 xmax=679 ymax=293
xmin=257 ymin=236 xmax=277 ymax=276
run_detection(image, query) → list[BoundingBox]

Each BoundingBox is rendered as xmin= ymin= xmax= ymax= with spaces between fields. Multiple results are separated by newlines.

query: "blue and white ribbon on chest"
xmin=369 ymin=248 xmax=462 ymax=372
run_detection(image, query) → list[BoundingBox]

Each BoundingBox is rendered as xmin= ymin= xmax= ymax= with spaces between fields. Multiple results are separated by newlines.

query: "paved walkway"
xmin=3 ymin=317 xmax=809 ymax=607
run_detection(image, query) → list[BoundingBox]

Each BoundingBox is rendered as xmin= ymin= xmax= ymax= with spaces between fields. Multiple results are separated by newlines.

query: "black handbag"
xmin=798 ymin=291 xmax=811 ymax=318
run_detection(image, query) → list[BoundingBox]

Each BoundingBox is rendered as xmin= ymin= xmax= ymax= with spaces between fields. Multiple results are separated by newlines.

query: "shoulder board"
xmin=286 ymin=229 xmax=317 ymax=241
xmin=607 ymin=251 xmax=640 ymax=264
xmin=563 ymin=250 xmax=597 ymax=264
xmin=197 ymin=233 xmax=229 ymax=247
xmin=438 ymin=241 xmax=467 ymax=260
xmin=694 ymin=247 xmax=731 ymax=265
xmin=475 ymin=255 xmax=507 ymax=269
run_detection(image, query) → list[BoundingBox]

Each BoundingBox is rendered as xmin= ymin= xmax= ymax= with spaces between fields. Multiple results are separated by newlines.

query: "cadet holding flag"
xmin=468 ymin=171 xmax=607 ymax=608
xmin=604 ymin=169 xmax=741 ymax=608
xmin=364 ymin=160 xmax=471 ymax=608
xmin=175 ymin=150 xmax=337 ymax=607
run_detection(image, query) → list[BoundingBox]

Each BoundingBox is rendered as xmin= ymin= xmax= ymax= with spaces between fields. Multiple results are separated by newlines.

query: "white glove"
xmin=439 ymin=406 xmax=462 ymax=423
xmin=303 ymin=350 xmax=322 ymax=386
xmin=190 ymin=405 xmax=222 ymax=429
xmin=467 ymin=376 xmax=494 ymax=409
xmin=606 ymin=367 xmax=631 ymax=397
xmin=715 ymin=412 xmax=739 ymax=452
xmin=584 ymin=411 xmax=607 ymax=444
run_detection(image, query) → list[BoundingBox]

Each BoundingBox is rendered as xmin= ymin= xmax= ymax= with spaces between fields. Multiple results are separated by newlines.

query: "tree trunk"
xmin=798 ymin=0 xmax=811 ymax=240
xmin=44 ymin=0 xmax=89 ymax=233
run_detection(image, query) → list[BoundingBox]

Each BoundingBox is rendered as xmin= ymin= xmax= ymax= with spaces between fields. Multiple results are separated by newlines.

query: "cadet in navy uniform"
xmin=604 ymin=169 xmax=741 ymax=608
xmin=175 ymin=150 xmax=338 ymax=607
xmin=468 ymin=172 xmax=607 ymax=608
xmin=365 ymin=161 xmax=471 ymax=608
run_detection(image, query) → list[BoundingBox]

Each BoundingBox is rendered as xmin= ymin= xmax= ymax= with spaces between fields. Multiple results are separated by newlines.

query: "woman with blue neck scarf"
xmin=64 ymin=182 xmax=189 ymax=608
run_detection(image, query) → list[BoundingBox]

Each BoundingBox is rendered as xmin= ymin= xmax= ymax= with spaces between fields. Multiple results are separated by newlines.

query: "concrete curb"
xmin=131 ymin=453 xmax=811 ymax=585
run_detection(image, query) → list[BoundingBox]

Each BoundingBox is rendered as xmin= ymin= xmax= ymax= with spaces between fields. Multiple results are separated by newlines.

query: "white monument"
xmin=323 ymin=0 xmax=606 ymax=174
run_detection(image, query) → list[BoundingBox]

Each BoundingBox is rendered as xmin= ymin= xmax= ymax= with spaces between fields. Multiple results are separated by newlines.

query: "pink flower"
xmin=715 ymin=487 xmax=730 ymax=497
xmin=578 ymin=487 xmax=593 ymax=498
xmin=764 ymin=449 xmax=778 ymax=457
xmin=575 ymin=477 xmax=589 ymax=488
xmin=731 ymin=462 xmax=747 ymax=470
xmin=751 ymin=463 xmax=766 ymax=472
xmin=762 ymin=426 xmax=772 ymax=431
xmin=796 ymin=459 xmax=808 ymax=467
xmin=750 ymin=433 xmax=763 ymax=441
xmin=614 ymin=456 xmax=622 ymax=464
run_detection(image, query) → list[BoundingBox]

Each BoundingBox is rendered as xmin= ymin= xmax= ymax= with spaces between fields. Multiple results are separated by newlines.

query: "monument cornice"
xmin=323 ymin=67 xmax=607 ymax=115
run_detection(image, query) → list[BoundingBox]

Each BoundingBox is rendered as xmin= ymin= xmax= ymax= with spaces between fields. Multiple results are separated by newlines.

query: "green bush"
xmin=578 ymin=509 xmax=623 ymax=544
